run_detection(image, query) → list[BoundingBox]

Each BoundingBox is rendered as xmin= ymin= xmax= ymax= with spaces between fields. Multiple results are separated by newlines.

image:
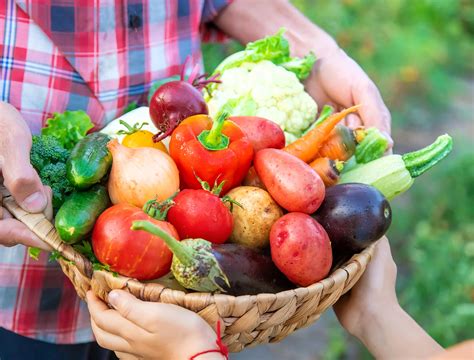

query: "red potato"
xmin=254 ymin=148 xmax=325 ymax=213
xmin=243 ymin=166 xmax=266 ymax=190
xmin=229 ymin=116 xmax=285 ymax=152
xmin=270 ymin=212 xmax=332 ymax=286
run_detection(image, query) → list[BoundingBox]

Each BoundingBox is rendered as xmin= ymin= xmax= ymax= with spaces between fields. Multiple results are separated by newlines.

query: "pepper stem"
xmin=402 ymin=134 xmax=453 ymax=178
xmin=131 ymin=220 xmax=193 ymax=266
xmin=197 ymin=111 xmax=230 ymax=151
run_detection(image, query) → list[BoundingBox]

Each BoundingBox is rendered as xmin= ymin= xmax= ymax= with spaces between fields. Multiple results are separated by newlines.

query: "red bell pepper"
xmin=169 ymin=112 xmax=253 ymax=194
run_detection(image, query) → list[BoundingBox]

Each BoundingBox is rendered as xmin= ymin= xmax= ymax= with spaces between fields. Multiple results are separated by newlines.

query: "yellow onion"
xmin=107 ymin=139 xmax=179 ymax=208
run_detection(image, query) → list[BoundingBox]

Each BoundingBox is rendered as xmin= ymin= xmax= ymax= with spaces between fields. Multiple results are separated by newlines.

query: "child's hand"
xmin=333 ymin=236 xmax=397 ymax=338
xmin=86 ymin=290 xmax=225 ymax=360
xmin=333 ymin=237 xmax=443 ymax=358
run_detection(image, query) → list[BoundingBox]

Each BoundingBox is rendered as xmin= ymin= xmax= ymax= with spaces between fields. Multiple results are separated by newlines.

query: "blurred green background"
xmin=203 ymin=0 xmax=474 ymax=358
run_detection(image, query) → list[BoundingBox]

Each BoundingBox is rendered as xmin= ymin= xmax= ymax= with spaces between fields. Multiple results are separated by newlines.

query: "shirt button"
xmin=129 ymin=14 xmax=142 ymax=29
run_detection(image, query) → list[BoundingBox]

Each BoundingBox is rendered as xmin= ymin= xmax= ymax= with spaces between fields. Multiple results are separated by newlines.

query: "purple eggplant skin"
xmin=211 ymin=244 xmax=293 ymax=296
xmin=312 ymin=183 xmax=392 ymax=266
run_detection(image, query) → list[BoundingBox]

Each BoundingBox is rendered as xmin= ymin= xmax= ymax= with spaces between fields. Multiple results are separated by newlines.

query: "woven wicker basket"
xmin=1 ymin=185 xmax=374 ymax=352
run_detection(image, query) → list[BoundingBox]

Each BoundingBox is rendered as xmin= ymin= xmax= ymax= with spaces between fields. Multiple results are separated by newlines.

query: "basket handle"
xmin=0 ymin=184 xmax=93 ymax=278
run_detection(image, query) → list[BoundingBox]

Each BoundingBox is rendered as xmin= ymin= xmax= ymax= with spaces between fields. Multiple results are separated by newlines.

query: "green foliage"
xmin=42 ymin=110 xmax=94 ymax=149
xmin=122 ymin=101 xmax=138 ymax=115
xmin=74 ymin=241 xmax=118 ymax=276
xmin=322 ymin=325 xmax=349 ymax=360
xmin=398 ymin=222 xmax=474 ymax=346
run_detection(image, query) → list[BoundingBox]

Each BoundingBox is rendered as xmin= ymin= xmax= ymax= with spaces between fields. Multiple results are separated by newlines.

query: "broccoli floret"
xmin=31 ymin=135 xmax=70 ymax=172
xmin=40 ymin=162 xmax=74 ymax=210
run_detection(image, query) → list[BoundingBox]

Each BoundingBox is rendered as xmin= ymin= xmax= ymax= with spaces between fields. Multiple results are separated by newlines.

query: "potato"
xmin=229 ymin=116 xmax=285 ymax=152
xmin=226 ymin=186 xmax=283 ymax=249
xmin=270 ymin=213 xmax=332 ymax=286
xmin=254 ymin=148 xmax=325 ymax=214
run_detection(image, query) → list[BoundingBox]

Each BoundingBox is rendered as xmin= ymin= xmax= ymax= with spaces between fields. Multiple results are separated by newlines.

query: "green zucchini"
xmin=55 ymin=185 xmax=110 ymax=244
xmin=340 ymin=134 xmax=453 ymax=200
xmin=67 ymin=133 xmax=112 ymax=189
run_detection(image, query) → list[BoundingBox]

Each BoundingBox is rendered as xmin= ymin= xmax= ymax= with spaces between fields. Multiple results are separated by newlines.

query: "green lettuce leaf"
xmin=41 ymin=110 xmax=94 ymax=149
xmin=280 ymin=52 xmax=317 ymax=81
xmin=213 ymin=29 xmax=290 ymax=76
xmin=28 ymin=247 xmax=41 ymax=260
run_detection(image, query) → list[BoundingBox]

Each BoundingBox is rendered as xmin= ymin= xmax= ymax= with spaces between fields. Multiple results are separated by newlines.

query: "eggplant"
xmin=131 ymin=220 xmax=292 ymax=295
xmin=313 ymin=183 xmax=391 ymax=266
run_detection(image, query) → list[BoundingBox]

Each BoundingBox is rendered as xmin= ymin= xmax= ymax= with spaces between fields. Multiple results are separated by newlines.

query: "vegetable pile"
xmin=30 ymin=30 xmax=453 ymax=297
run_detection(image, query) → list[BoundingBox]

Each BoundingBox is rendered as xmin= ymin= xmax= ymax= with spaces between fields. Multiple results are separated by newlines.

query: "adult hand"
xmin=0 ymin=102 xmax=52 ymax=250
xmin=87 ymin=290 xmax=225 ymax=360
xmin=305 ymin=47 xmax=393 ymax=146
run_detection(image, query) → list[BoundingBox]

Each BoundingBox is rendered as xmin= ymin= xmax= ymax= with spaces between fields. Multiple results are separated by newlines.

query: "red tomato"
xmin=167 ymin=189 xmax=232 ymax=244
xmin=270 ymin=212 xmax=332 ymax=286
xmin=92 ymin=203 xmax=179 ymax=280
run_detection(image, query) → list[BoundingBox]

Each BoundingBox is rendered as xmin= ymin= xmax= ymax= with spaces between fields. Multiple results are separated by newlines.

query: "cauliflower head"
xmin=207 ymin=60 xmax=317 ymax=144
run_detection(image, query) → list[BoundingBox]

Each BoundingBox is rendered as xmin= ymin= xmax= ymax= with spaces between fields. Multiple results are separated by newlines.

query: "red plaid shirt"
xmin=0 ymin=0 xmax=231 ymax=344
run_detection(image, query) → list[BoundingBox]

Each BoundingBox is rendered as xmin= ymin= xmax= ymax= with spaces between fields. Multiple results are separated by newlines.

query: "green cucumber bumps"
xmin=55 ymin=185 xmax=110 ymax=244
xmin=67 ymin=133 xmax=112 ymax=189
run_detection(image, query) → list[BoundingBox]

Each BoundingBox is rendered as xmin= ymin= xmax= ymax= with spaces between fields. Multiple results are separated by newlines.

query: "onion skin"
xmin=149 ymin=81 xmax=208 ymax=142
xmin=107 ymin=139 xmax=179 ymax=208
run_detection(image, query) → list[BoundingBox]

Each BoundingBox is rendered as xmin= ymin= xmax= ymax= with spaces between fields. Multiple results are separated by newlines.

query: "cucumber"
xmin=67 ymin=133 xmax=112 ymax=189
xmin=55 ymin=186 xmax=110 ymax=244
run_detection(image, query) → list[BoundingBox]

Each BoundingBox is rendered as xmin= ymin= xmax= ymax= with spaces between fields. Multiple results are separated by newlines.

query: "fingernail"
xmin=108 ymin=290 xmax=120 ymax=307
xmin=22 ymin=191 xmax=47 ymax=213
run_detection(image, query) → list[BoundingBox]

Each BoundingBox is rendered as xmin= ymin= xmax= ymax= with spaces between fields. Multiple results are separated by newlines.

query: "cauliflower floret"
xmin=207 ymin=60 xmax=317 ymax=144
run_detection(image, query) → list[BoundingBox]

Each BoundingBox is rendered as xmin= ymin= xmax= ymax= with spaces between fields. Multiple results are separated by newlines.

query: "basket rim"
xmin=92 ymin=243 xmax=375 ymax=301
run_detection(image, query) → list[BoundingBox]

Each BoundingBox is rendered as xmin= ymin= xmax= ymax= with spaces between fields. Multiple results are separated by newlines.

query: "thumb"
xmin=2 ymin=153 xmax=47 ymax=214
xmin=108 ymin=290 xmax=156 ymax=330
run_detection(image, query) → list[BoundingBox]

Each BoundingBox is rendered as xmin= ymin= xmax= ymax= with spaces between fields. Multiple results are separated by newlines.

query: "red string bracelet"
xmin=189 ymin=321 xmax=229 ymax=360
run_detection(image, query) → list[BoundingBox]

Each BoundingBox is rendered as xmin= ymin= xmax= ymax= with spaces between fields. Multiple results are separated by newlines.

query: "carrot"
xmin=284 ymin=105 xmax=361 ymax=163
xmin=316 ymin=124 xmax=357 ymax=161
xmin=309 ymin=157 xmax=343 ymax=187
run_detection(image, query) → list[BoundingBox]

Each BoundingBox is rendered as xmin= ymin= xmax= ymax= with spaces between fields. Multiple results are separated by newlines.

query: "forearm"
xmin=215 ymin=0 xmax=339 ymax=58
xmin=356 ymin=303 xmax=443 ymax=359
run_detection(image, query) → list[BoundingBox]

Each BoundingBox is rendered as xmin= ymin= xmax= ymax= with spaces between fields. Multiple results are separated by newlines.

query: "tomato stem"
xmin=131 ymin=220 xmax=193 ymax=266
xmin=117 ymin=120 xmax=148 ymax=136
xmin=142 ymin=196 xmax=176 ymax=221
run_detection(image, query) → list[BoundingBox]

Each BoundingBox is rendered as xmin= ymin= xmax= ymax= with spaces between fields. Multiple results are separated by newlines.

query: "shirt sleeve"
xmin=200 ymin=0 xmax=233 ymax=43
